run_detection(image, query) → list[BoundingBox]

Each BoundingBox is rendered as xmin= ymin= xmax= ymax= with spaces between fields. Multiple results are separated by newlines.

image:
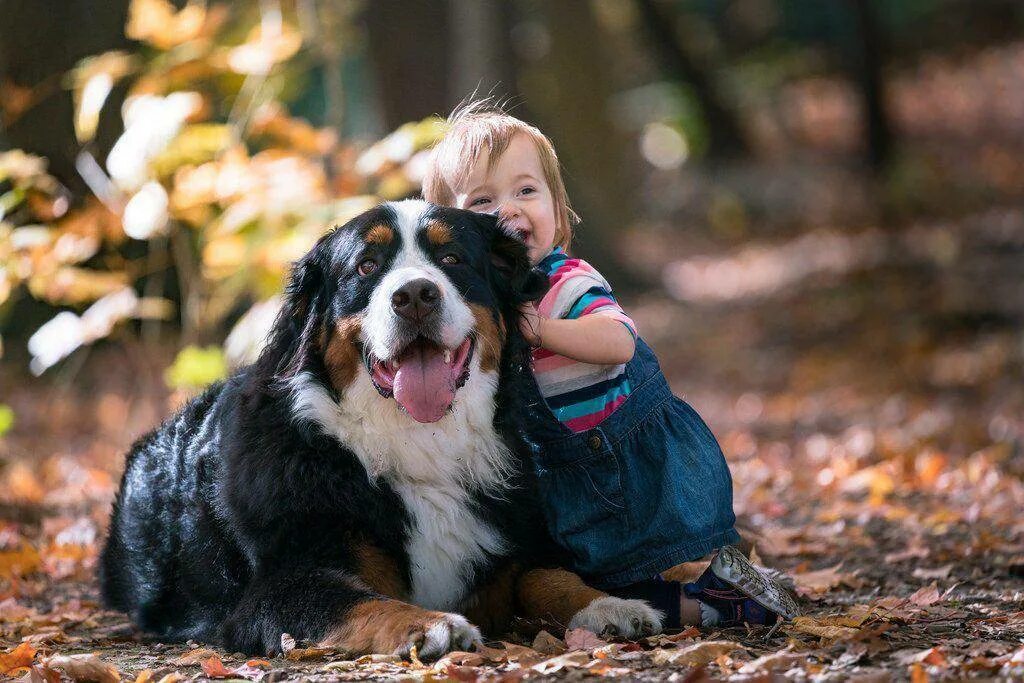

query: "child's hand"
xmin=519 ymin=303 xmax=543 ymax=348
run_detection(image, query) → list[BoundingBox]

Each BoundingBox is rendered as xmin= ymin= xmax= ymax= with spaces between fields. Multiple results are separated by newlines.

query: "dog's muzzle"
xmin=363 ymin=276 xmax=476 ymax=423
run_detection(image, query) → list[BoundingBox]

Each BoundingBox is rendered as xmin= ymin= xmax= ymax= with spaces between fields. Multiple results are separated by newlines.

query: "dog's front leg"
xmin=516 ymin=568 xmax=663 ymax=638
xmin=221 ymin=565 xmax=480 ymax=658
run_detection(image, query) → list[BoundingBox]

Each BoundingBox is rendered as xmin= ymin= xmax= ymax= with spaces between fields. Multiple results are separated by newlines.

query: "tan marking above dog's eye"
xmin=426 ymin=222 xmax=453 ymax=246
xmin=440 ymin=254 xmax=460 ymax=266
xmin=365 ymin=225 xmax=394 ymax=245
xmin=358 ymin=258 xmax=378 ymax=276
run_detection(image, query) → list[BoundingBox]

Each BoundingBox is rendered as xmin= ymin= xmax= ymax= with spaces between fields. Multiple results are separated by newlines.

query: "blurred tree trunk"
xmin=635 ymin=0 xmax=751 ymax=159
xmin=363 ymin=0 xmax=451 ymax=128
xmin=849 ymin=0 xmax=892 ymax=172
xmin=521 ymin=0 xmax=639 ymax=288
xmin=0 ymin=0 xmax=131 ymax=194
xmin=448 ymin=0 xmax=521 ymax=105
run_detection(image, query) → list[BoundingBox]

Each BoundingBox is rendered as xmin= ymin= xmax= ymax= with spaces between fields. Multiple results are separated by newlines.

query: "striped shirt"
xmin=532 ymin=248 xmax=637 ymax=433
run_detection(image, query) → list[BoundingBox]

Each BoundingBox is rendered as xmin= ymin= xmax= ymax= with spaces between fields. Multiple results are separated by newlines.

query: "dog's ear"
xmin=486 ymin=215 xmax=548 ymax=304
xmin=255 ymin=236 xmax=329 ymax=383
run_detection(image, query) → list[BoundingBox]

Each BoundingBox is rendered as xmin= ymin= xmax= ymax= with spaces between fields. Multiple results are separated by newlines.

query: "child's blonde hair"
xmin=422 ymin=100 xmax=579 ymax=250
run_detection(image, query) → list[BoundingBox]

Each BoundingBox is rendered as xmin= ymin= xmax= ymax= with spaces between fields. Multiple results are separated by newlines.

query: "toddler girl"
xmin=422 ymin=102 xmax=797 ymax=630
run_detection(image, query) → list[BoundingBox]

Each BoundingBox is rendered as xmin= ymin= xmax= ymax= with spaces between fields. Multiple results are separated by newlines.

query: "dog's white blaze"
xmin=361 ymin=200 xmax=475 ymax=360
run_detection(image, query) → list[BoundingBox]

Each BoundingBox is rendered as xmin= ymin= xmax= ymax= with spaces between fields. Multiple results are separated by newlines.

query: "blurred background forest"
xmin=1 ymin=0 xmax=1023 ymax=679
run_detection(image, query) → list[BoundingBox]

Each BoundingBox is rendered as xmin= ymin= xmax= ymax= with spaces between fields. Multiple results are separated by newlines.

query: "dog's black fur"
xmin=100 ymin=203 xmax=564 ymax=654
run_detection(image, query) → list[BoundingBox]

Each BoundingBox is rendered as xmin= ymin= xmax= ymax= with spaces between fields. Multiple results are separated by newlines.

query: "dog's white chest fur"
xmin=290 ymin=363 xmax=510 ymax=610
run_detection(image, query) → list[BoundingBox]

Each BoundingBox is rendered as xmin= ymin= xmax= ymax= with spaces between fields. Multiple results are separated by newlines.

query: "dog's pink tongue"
xmin=393 ymin=345 xmax=456 ymax=423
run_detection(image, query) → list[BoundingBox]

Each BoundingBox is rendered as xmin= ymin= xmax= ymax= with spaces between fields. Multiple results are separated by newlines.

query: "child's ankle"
xmin=679 ymin=596 xmax=702 ymax=625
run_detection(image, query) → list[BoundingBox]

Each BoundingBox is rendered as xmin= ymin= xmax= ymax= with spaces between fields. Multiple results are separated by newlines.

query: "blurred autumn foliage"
xmin=0 ymin=0 xmax=442 ymax=387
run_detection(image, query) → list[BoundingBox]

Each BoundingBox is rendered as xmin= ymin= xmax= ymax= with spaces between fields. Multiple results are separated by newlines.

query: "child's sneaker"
xmin=683 ymin=545 xmax=800 ymax=626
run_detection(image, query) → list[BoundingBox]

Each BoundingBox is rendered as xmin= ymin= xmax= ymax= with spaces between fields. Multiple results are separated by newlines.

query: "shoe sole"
xmin=710 ymin=545 xmax=801 ymax=620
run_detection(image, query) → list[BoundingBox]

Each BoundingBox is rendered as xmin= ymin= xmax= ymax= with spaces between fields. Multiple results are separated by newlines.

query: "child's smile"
xmin=454 ymin=133 xmax=559 ymax=264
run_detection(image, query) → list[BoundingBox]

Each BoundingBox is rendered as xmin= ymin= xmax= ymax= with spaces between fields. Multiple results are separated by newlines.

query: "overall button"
xmin=588 ymin=434 xmax=602 ymax=451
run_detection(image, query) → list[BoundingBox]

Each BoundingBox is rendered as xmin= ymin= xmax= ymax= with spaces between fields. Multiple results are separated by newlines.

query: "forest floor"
xmin=2 ymin=46 xmax=1024 ymax=683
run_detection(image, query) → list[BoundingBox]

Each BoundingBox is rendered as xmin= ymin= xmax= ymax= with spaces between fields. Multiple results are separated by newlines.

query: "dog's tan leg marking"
xmin=354 ymin=543 xmax=408 ymax=600
xmin=516 ymin=568 xmax=606 ymax=626
xmin=462 ymin=563 xmax=518 ymax=636
xmin=318 ymin=599 xmax=479 ymax=658
xmin=660 ymin=560 xmax=709 ymax=583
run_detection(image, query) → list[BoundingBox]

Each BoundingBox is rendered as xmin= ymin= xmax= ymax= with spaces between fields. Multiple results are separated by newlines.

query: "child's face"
xmin=454 ymin=133 xmax=559 ymax=264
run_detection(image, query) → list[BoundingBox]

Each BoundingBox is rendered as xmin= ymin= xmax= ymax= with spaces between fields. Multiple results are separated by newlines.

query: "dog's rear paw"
xmin=394 ymin=613 xmax=481 ymax=660
xmin=569 ymin=596 xmax=663 ymax=639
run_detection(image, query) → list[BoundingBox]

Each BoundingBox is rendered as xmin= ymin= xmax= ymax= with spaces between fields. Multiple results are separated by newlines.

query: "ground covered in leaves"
xmin=2 ymin=48 xmax=1024 ymax=683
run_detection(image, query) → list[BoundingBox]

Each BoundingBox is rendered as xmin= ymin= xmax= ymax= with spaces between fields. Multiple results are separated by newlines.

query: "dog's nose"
xmin=391 ymin=278 xmax=441 ymax=322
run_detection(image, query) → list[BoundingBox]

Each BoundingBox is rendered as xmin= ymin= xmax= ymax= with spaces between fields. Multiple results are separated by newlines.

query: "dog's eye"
xmin=357 ymin=259 xmax=378 ymax=276
xmin=440 ymin=254 xmax=460 ymax=266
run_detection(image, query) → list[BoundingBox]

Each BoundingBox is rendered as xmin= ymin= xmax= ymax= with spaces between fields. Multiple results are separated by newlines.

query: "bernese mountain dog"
xmin=99 ymin=201 xmax=661 ymax=657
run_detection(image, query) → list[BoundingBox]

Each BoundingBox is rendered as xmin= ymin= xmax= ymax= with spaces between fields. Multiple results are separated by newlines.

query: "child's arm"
xmin=522 ymin=304 xmax=635 ymax=365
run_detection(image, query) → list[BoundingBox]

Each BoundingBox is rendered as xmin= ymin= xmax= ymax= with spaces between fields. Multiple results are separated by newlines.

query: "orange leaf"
xmin=0 ymin=642 xmax=36 ymax=674
xmin=134 ymin=669 xmax=154 ymax=683
xmin=200 ymin=656 xmax=233 ymax=678
xmin=910 ymin=662 xmax=928 ymax=683
xmin=173 ymin=648 xmax=221 ymax=665
xmin=0 ymin=544 xmax=41 ymax=579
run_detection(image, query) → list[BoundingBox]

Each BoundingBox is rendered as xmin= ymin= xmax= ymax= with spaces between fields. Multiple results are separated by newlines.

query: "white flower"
xmin=122 ymin=181 xmax=169 ymax=240
xmin=107 ymin=92 xmax=203 ymax=190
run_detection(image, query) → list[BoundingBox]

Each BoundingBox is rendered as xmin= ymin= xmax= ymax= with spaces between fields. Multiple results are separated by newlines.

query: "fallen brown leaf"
xmin=42 ymin=653 xmax=120 ymax=683
xmin=531 ymin=630 xmax=566 ymax=655
xmin=491 ymin=642 xmax=545 ymax=666
xmin=651 ymin=641 xmax=742 ymax=666
xmin=438 ymin=651 xmax=486 ymax=667
xmin=284 ymin=647 xmax=331 ymax=661
xmin=530 ymin=651 xmax=591 ymax=674
xmin=172 ymin=648 xmax=220 ymax=665
xmin=908 ymin=583 xmax=942 ymax=607
xmin=787 ymin=615 xmax=861 ymax=642
xmin=790 ymin=562 xmax=863 ymax=597
xmin=564 ymin=628 xmax=605 ymax=651
xmin=445 ymin=664 xmax=480 ymax=682
xmin=738 ymin=647 xmax=808 ymax=674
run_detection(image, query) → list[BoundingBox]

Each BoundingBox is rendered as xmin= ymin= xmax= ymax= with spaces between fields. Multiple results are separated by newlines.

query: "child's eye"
xmin=469 ymin=197 xmax=491 ymax=207
xmin=520 ymin=186 xmax=536 ymax=196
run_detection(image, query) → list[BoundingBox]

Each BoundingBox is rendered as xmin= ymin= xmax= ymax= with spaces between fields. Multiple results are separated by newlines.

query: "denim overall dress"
xmin=524 ymin=337 xmax=740 ymax=589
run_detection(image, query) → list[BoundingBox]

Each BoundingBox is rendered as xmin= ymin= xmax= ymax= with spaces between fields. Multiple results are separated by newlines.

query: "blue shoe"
xmin=683 ymin=545 xmax=800 ymax=626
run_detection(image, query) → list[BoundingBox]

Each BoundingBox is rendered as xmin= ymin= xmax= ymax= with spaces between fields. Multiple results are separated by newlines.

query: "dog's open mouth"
xmin=366 ymin=336 xmax=475 ymax=423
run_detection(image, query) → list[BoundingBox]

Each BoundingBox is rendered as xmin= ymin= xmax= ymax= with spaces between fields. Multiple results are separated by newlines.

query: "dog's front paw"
xmin=394 ymin=612 xmax=481 ymax=660
xmin=569 ymin=596 xmax=663 ymax=639
xmin=320 ymin=600 xmax=481 ymax=660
